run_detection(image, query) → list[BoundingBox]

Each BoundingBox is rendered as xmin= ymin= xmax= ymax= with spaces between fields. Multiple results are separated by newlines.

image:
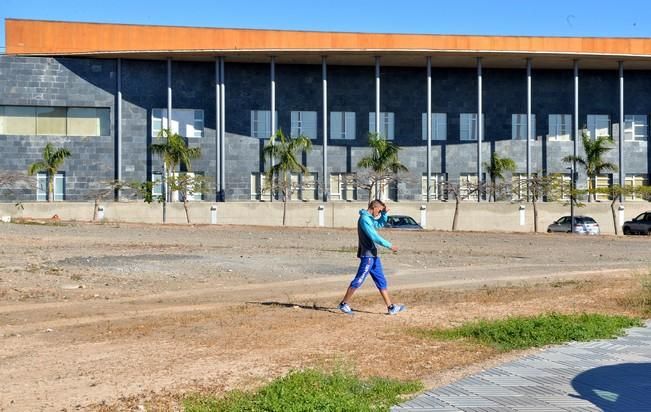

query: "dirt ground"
xmin=0 ymin=221 xmax=649 ymax=411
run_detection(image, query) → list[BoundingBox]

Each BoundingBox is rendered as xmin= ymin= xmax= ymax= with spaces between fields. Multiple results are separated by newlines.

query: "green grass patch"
xmin=418 ymin=313 xmax=642 ymax=352
xmin=183 ymin=368 xmax=422 ymax=412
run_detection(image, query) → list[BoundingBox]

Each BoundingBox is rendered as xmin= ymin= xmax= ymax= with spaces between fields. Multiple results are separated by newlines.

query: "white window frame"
xmin=369 ymin=112 xmax=395 ymax=140
xmin=421 ymin=113 xmax=447 ymax=141
xmin=587 ymin=114 xmax=610 ymax=140
xmin=511 ymin=173 xmax=529 ymax=201
xmin=594 ymin=174 xmax=611 ymax=201
xmin=625 ymin=174 xmax=649 ymax=201
xmin=421 ymin=173 xmax=447 ymax=200
xmin=250 ymin=110 xmax=279 ymax=139
xmin=178 ymin=171 xmax=204 ymax=201
xmin=151 ymin=172 xmax=163 ymax=199
xmin=460 ymin=113 xmax=483 ymax=141
xmin=36 ymin=172 xmax=65 ymax=201
xmin=459 ymin=173 xmax=479 ymax=200
xmin=152 ymin=108 xmax=204 ymax=138
xmin=250 ymin=172 xmax=268 ymax=201
xmin=330 ymin=112 xmax=356 ymax=140
xmin=548 ymin=114 xmax=572 ymax=141
xmin=624 ymin=115 xmax=648 ymax=141
xmin=549 ymin=173 xmax=571 ymax=201
xmin=512 ymin=114 xmax=536 ymax=140
xmin=329 ymin=173 xmax=357 ymax=201
xmin=290 ymin=111 xmax=317 ymax=140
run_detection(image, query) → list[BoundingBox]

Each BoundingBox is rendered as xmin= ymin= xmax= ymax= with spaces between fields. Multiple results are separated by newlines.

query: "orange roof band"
xmin=6 ymin=18 xmax=651 ymax=58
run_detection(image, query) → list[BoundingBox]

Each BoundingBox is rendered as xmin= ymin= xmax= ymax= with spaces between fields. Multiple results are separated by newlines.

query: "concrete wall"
xmin=1 ymin=201 xmax=648 ymax=235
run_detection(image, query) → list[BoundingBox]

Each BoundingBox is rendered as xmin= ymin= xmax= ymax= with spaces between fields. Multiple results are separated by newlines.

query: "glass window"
xmin=329 ymin=173 xmax=357 ymax=201
xmin=250 ymin=172 xmax=268 ymax=200
xmin=625 ymin=174 xmax=648 ymax=201
xmin=624 ymin=115 xmax=647 ymax=141
xmin=67 ymin=108 xmax=110 ymax=136
xmin=421 ymin=173 xmax=447 ymax=200
xmin=330 ymin=112 xmax=356 ymax=140
xmin=587 ymin=115 xmax=610 ymax=139
xmin=36 ymin=107 xmax=66 ymax=136
xmin=512 ymin=114 xmax=536 ymax=140
xmin=152 ymin=108 xmax=204 ymax=138
xmin=421 ymin=113 xmax=447 ymax=141
xmin=594 ymin=174 xmax=611 ymax=201
xmin=548 ymin=114 xmax=572 ymax=141
xmin=291 ymin=111 xmax=317 ymax=140
xmin=460 ymin=113 xmax=483 ymax=141
xmin=250 ymin=110 xmax=278 ymax=139
xmin=368 ymin=112 xmax=395 ymax=140
xmin=0 ymin=106 xmax=36 ymax=135
xmin=36 ymin=172 xmax=64 ymax=201
xmin=178 ymin=172 xmax=204 ymax=201
xmin=298 ymin=172 xmax=318 ymax=201
xmin=151 ymin=172 xmax=163 ymax=199
xmin=548 ymin=173 xmax=571 ymax=201
xmin=459 ymin=173 xmax=479 ymax=200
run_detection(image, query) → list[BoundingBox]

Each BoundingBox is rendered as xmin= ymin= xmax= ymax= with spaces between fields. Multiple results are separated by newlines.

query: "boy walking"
xmin=339 ymin=199 xmax=406 ymax=315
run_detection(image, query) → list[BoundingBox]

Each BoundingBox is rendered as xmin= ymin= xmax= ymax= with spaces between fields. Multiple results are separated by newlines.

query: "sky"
xmin=2 ymin=0 xmax=651 ymax=52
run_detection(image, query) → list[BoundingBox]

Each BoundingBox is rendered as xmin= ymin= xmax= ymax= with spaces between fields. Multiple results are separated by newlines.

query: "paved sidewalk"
xmin=392 ymin=321 xmax=651 ymax=412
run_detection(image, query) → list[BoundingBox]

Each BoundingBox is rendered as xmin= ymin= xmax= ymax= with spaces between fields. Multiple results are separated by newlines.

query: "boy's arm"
xmin=360 ymin=215 xmax=392 ymax=249
xmin=373 ymin=210 xmax=389 ymax=229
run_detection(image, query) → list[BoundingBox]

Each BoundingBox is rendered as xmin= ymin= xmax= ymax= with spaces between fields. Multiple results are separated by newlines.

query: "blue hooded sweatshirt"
xmin=357 ymin=209 xmax=392 ymax=257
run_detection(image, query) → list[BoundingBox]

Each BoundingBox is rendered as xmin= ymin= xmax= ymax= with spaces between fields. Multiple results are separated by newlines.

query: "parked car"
xmin=622 ymin=212 xmax=651 ymax=235
xmin=547 ymin=215 xmax=600 ymax=235
xmin=386 ymin=215 xmax=423 ymax=230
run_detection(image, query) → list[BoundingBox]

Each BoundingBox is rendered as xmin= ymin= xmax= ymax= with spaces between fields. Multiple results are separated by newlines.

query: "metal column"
xmin=220 ymin=57 xmax=226 ymax=201
xmin=619 ymin=61 xmax=625 ymax=201
xmin=322 ymin=56 xmax=329 ymax=202
xmin=573 ymin=60 xmax=579 ymax=193
xmin=116 ymin=58 xmax=122 ymax=200
xmin=426 ymin=56 xmax=432 ymax=202
xmin=375 ymin=56 xmax=381 ymax=134
xmin=215 ymin=57 xmax=222 ymax=201
xmin=526 ymin=58 xmax=532 ymax=183
xmin=477 ymin=57 xmax=483 ymax=202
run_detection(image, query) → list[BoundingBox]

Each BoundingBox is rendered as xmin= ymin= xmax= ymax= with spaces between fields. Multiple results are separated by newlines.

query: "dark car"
xmin=623 ymin=212 xmax=651 ymax=235
xmin=547 ymin=215 xmax=600 ymax=235
xmin=386 ymin=215 xmax=423 ymax=230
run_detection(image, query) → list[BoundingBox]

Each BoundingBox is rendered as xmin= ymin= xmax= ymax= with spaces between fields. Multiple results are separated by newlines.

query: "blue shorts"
xmin=349 ymin=256 xmax=387 ymax=290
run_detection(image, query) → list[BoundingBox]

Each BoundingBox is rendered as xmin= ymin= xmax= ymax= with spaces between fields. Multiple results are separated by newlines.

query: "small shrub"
xmin=184 ymin=369 xmax=422 ymax=412
xmin=419 ymin=313 xmax=641 ymax=352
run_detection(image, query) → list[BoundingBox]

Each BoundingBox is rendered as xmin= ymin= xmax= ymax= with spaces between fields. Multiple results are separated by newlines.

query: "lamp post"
xmin=566 ymin=166 xmax=575 ymax=234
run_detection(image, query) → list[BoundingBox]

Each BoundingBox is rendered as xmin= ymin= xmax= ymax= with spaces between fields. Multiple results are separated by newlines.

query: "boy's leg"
xmin=369 ymin=257 xmax=406 ymax=314
xmin=339 ymin=257 xmax=372 ymax=313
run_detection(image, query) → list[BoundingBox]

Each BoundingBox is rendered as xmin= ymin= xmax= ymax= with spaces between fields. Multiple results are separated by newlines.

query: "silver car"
xmin=386 ymin=215 xmax=423 ymax=230
xmin=623 ymin=212 xmax=651 ymax=235
xmin=547 ymin=215 xmax=600 ymax=235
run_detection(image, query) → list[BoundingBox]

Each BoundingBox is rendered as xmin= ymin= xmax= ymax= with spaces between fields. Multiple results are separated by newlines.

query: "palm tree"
xmin=150 ymin=128 xmax=202 ymax=223
xmin=357 ymin=133 xmax=408 ymax=200
xmin=263 ymin=129 xmax=313 ymax=226
xmin=483 ymin=152 xmax=517 ymax=202
xmin=28 ymin=143 xmax=71 ymax=202
xmin=563 ymin=130 xmax=618 ymax=201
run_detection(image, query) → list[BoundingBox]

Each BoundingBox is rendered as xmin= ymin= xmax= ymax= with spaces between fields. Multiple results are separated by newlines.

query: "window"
xmin=625 ymin=174 xmax=649 ymax=201
xmin=368 ymin=112 xmax=395 ymax=140
xmin=0 ymin=106 xmax=109 ymax=136
xmin=421 ymin=113 xmax=447 ymax=141
xmin=421 ymin=173 xmax=447 ymax=200
xmin=330 ymin=112 xmax=356 ymax=140
xmin=511 ymin=173 xmax=528 ymax=201
xmin=178 ymin=172 xmax=204 ymax=201
xmin=548 ymin=114 xmax=572 ymax=141
xmin=594 ymin=174 xmax=612 ymax=201
xmin=587 ymin=115 xmax=610 ymax=139
xmin=68 ymin=108 xmax=110 ymax=136
xmin=330 ymin=173 xmax=357 ymax=201
xmin=36 ymin=172 xmax=65 ymax=201
xmin=152 ymin=108 xmax=204 ymax=138
xmin=290 ymin=111 xmax=317 ymax=140
xmin=250 ymin=110 xmax=279 ymax=139
xmin=624 ymin=115 xmax=648 ymax=141
xmin=250 ymin=172 xmax=268 ymax=200
xmin=512 ymin=114 xmax=536 ymax=140
xmin=460 ymin=113 xmax=483 ymax=141
xmin=548 ymin=173 xmax=571 ymax=201
xmin=151 ymin=172 xmax=163 ymax=199
xmin=289 ymin=172 xmax=318 ymax=201
xmin=459 ymin=173 xmax=480 ymax=200
xmin=36 ymin=107 xmax=66 ymax=136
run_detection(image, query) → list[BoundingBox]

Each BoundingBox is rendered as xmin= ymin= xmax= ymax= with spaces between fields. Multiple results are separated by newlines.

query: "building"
xmin=1 ymin=19 xmax=649 ymax=203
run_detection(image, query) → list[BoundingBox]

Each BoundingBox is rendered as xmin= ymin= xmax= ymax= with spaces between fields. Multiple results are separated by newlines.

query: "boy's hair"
xmin=368 ymin=199 xmax=386 ymax=210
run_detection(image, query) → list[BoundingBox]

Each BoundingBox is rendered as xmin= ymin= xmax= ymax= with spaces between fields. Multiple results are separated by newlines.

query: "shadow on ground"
xmin=246 ymin=301 xmax=381 ymax=315
xmin=572 ymin=363 xmax=651 ymax=411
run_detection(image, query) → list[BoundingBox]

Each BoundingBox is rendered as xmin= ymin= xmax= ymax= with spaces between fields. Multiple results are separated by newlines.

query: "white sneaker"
xmin=388 ymin=304 xmax=405 ymax=315
xmin=339 ymin=302 xmax=353 ymax=315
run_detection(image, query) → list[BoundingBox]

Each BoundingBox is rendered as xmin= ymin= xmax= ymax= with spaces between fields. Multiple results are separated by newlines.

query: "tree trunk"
xmin=93 ymin=197 xmax=99 ymax=222
xmin=610 ymin=199 xmax=618 ymax=235
xmin=48 ymin=175 xmax=54 ymax=203
xmin=532 ymin=199 xmax=538 ymax=233
xmin=452 ymin=197 xmax=460 ymax=231
xmin=183 ymin=198 xmax=191 ymax=224
xmin=282 ymin=198 xmax=287 ymax=226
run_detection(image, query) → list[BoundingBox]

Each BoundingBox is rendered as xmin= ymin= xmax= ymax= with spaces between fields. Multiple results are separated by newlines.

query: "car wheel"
xmin=623 ymin=227 xmax=631 ymax=235
xmin=547 ymin=229 xmax=552 ymax=233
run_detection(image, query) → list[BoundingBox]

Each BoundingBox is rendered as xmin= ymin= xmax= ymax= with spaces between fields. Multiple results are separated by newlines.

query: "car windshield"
xmin=391 ymin=216 xmax=417 ymax=225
